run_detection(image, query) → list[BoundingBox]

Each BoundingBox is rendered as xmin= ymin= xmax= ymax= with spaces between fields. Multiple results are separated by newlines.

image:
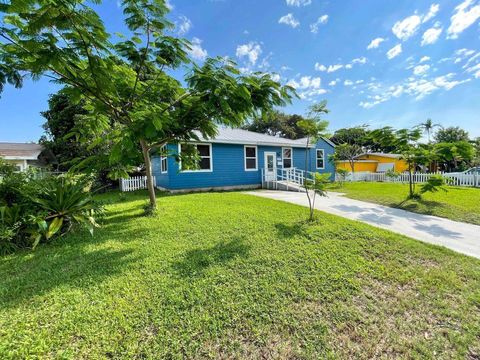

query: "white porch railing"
xmin=119 ymin=176 xmax=156 ymax=192
xmin=261 ymin=167 xmax=316 ymax=190
xmin=335 ymin=171 xmax=480 ymax=187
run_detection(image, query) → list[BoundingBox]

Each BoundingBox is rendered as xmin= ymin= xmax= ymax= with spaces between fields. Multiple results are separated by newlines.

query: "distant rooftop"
xmin=356 ymin=152 xmax=402 ymax=159
xmin=0 ymin=142 xmax=44 ymax=160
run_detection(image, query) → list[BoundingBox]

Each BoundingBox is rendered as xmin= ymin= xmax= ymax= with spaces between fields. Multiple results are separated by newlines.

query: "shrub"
xmin=420 ymin=175 xmax=448 ymax=195
xmin=0 ymin=167 xmax=103 ymax=254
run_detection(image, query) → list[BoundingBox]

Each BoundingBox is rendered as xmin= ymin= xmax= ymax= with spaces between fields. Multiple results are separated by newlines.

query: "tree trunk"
xmin=408 ymin=166 xmax=414 ymax=198
xmin=140 ymin=139 xmax=157 ymax=210
xmin=304 ymin=137 xmax=314 ymax=221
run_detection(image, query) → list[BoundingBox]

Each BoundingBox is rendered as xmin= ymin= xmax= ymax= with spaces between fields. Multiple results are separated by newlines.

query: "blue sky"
xmin=1 ymin=0 xmax=480 ymax=142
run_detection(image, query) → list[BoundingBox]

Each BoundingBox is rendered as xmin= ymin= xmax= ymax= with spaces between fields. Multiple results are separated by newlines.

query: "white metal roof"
xmin=0 ymin=142 xmax=44 ymax=160
xmin=196 ymin=128 xmax=334 ymax=148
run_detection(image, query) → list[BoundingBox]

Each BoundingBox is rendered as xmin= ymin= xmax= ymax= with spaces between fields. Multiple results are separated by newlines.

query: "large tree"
xmin=434 ymin=126 xmax=470 ymax=143
xmin=433 ymin=141 xmax=475 ymax=172
xmin=415 ymin=118 xmax=442 ymax=143
xmin=330 ymin=125 xmax=369 ymax=147
xmin=39 ymin=92 xmax=87 ymax=171
xmin=0 ymin=0 xmax=294 ymax=211
xmin=243 ymin=110 xmax=308 ymax=139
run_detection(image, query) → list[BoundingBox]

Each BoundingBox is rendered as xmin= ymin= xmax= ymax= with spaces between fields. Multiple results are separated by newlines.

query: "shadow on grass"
xmin=0 ymin=246 xmax=139 ymax=308
xmin=394 ymin=199 xmax=447 ymax=216
xmin=172 ymin=237 xmax=250 ymax=278
xmin=274 ymin=221 xmax=317 ymax=240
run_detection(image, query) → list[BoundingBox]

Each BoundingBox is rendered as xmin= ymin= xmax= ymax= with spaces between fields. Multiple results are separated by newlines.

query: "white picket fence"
xmin=119 ymin=176 xmax=156 ymax=192
xmin=336 ymin=172 xmax=480 ymax=187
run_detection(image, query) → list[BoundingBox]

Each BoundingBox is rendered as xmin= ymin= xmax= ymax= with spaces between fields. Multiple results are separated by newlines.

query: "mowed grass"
xmin=328 ymin=182 xmax=480 ymax=225
xmin=0 ymin=191 xmax=479 ymax=359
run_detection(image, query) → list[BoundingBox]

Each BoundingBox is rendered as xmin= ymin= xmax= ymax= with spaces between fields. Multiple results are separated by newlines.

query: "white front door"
xmin=264 ymin=152 xmax=277 ymax=181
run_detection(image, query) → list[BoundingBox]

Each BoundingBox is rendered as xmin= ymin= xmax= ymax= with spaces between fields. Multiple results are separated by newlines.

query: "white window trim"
xmin=316 ymin=149 xmax=325 ymax=170
xmin=160 ymin=145 xmax=168 ymax=174
xmin=282 ymin=147 xmax=293 ymax=169
xmin=178 ymin=143 xmax=213 ymax=173
xmin=244 ymin=145 xmax=258 ymax=171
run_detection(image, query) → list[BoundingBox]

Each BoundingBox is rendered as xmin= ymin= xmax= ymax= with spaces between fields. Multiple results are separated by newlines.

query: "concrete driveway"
xmin=245 ymin=190 xmax=480 ymax=259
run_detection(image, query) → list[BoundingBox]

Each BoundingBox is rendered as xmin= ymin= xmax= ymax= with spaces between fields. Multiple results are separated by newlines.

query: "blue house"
xmin=152 ymin=128 xmax=335 ymax=192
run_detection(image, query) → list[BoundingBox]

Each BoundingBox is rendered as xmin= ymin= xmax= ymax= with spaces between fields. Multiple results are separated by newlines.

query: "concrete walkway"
xmin=245 ymin=190 xmax=480 ymax=259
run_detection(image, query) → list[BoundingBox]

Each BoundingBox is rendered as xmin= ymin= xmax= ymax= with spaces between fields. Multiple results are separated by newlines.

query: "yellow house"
xmin=336 ymin=153 xmax=409 ymax=173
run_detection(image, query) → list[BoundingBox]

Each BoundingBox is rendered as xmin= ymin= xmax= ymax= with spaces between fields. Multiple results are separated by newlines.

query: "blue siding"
xmin=152 ymin=138 xmax=335 ymax=190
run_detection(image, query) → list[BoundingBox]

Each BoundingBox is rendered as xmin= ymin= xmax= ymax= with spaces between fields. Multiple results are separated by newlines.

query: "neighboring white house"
xmin=0 ymin=142 xmax=56 ymax=171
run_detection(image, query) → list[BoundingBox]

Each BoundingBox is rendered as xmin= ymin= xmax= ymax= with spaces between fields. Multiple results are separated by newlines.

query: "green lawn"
xmin=328 ymin=182 xmax=480 ymax=225
xmin=1 ymin=191 xmax=479 ymax=359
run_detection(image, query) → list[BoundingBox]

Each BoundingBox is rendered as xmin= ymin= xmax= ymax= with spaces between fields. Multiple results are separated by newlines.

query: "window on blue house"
xmin=160 ymin=145 xmax=168 ymax=173
xmin=244 ymin=146 xmax=257 ymax=171
xmin=180 ymin=144 xmax=212 ymax=171
xmin=282 ymin=148 xmax=292 ymax=168
xmin=316 ymin=149 xmax=325 ymax=169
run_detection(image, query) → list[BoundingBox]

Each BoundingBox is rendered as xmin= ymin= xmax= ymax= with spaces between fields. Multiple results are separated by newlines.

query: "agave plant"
xmin=29 ymin=175 xmax=104 ymax=248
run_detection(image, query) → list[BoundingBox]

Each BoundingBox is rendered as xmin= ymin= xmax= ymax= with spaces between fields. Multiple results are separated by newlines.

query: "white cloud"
xmin=345 ymin=64 xmax=353 ymax=69
xmin=360 ymin=72 xmax=471 ymax=108
xmin=286 ymin=0 xmax=312 ymax=6
xmin=413 ymin=64 xmax=430 ymax=75
xmin=454 ymin=48 xmax=476 ymax=63
xmin=236 ymin=42 xmax=262 ymax=65
xmin=392 ymin=14 xmax=422 ymax=40
xmin=287 ymin=75 xmax=327 ymax=99
xmin=314 ymin=63 xmax=327 ymax=71
xmin=420 ymin=56 xmax=431 ymax=62
xmin=447 ymin=0 xmax=480 ymax=39
xmin=367 ymin=37 xmax=385 ymax=49
xmin=386 ymin=44 xmax=402 ymax=59
xmin=423 ymin=3 xmax=440 ymax=23
xmin=327 ymin=64 xmax=343 ymax=73
xmin=407 ymin=73 xmax=471 ymax=99
xmin=279 ymin=13 xmax=300 ymax=28
xmin=352 ymin=57 xmax=367 ymax=64
xmin=328 ymin=79 xmax=339 ymax=86
xmin=392 ymin=4 xmax=441 ymax=41
xmin=344 ymin=79 xmax=354 ymax=86
xmin=165 ymin=0 xmax=173 ymax=10
xmin=310 ymin=15 xmax=329 ymax=33
xmin=188 ymin=37 xmax=208 ymax=60
xmin=421 ymin=23 xmax=443 ymax=45
xmin=177 ymin=16 xmax=192 ymax=36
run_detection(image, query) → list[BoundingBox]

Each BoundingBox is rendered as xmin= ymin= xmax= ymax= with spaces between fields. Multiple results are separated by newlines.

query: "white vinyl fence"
xmin=120 ymin=176 xmax=156 ymax=192
xmin=336 ymin=172 xmax=480 ymax=187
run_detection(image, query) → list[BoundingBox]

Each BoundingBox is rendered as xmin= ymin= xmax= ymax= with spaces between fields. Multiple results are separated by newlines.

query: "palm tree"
xmin=416 ymin=119 xmax=442 ymax=143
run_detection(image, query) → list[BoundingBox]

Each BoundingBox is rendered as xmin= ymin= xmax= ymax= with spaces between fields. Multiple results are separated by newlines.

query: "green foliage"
xmin=242 ymin=110 xmax=308 ymax=139
xmin=297 ymin=101 xmax=330 ymax=221
xmin=0 ymin=0 xmax=295 ymax=210
xmin=29 ymin=175 xmax=103 ymax=243
xmin=415 ymin=118 xmax=442 ymax=143
xmin=327 ymin=182 xmax=480 ymax=225
xmin=385 ymin=169 xmax=401 ymax=180
xmin=434 ymin=126 xmax=470 ymax=143
xmin=335 ymin=168 xmax=349 ymax=186
xmin=330 ymin=143 xmax=363 ymax=172
xmin=1 ymin=191 xmax=479 ymax=358
xmin=433 ymin=141 xmax=475 ymax=172
xmin=0 ymin=170 xmax=103 ymax=254
xmin=305 ymin=173 xmax=331 ymax=196
xmin=330 ymin=125 xmax=369 ymax=146
xmin=420 ymin=175 xmax=448 ymax=195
